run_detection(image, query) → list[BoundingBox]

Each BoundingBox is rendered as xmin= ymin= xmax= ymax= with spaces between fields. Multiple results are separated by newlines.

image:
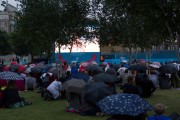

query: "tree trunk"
xmin=165 ymin=21 xmax=180 ymax=62
xmin=128 ymin=47 xmax=132 ymax=65
xmin=176 ymin=33 xmax=180 ymax=62
xmin=145 ymin=48 xmax=149 ymax=65
xmin=58 ymin=44 xmax=63 ymax=78
xmin=30 ymin=53 xmax=34 ymax=63
xmin=134 ymin=47 xmax=137 ymax=60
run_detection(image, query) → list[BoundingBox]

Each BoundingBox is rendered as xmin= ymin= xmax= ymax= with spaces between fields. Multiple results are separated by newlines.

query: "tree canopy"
xmin=0 ymin=31 xmax=11 ymax=55
xmin=8 ymin=0 xmax=180 ymax=61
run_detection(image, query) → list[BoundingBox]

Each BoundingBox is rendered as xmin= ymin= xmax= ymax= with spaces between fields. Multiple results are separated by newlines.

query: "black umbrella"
xmin=83 ymin=82 xmax=114 ymax=105
xmin=31 ymin=66 xmax=43 ymax=74
xmin=86 ymin=64 xmax=103 ymax=75
xmin=128 ymin=64 xmax=147 ymax=72
xmin=63 ymin=78 xmax=87 ymax=94
xmin=9 ymin=64 xmax=19 ymax=72
xmin=158 ymin=64 xmax=178 ymax=74
xmin=106 ymin=68 xmax=117 ymax=75
xmin=48 ymin=68 xmax=59 ymax=75
xmin=92 ymin=73 xmax=118 ymax=83
xmin=71 ymin=73 xmax=90 ymax=82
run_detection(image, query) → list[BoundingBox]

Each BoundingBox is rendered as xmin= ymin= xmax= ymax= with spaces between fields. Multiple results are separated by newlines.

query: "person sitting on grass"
xmin=2 ymin=80 xmax=32 ymax=108
xmin=148 ymin=103 xmax=171 ymax=120
xmin=121 ymin=75 xmax=141 ymax=96
xmin=43 ymin=74 xmax=63 ymax=101
xmin=25 ymin=71 xmax=37 ymax=91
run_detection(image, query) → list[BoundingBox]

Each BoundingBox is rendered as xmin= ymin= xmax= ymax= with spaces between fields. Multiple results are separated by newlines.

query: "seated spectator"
xmin=2 ymin=80 xmax=32 ymax=108
xmin=41 ymin=72 xmax=54 ymax=88
xmin=122 ymin=75 xmax=141 ymax=96
xmin=43 ymin=75 xmax=63 ymax=101
xmin=25 ymin=72 xmax=37 ymax=91
xmin=159 ymin=73 xmax=171 ymax=89
xmin=148 ymin=103 xmax=171 ymax=120
xmin=137 ymin=74 xmax=156 ymax=98
xmin=119 ymin=69 xmax=129 ymax=86
xmin=171 ymin=72 xmax=180 ymax=88
xmin=79 ymin=101 xmax=102 ymax=116
xmin=148 ymin=70 xmax=159 ymax=89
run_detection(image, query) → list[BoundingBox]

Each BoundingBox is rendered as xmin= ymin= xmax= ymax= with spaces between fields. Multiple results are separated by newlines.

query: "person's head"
xmin=66 ymin=71 xmax=71 ymax=76
xmin=150 ymin=70 xmax=156 ymax=75
xmin=7 ymin=80 xmax=16 ymax=88
xmin=125 ymin=69 xmax=128 ymax=73
xmin=131 ymin=70 xmax=137 ymax=75
xmin=53 ymin=73 xmax=59 ymax=80
xmin=127 ymin=75 xmax=135 ymax=83
xmin=154 ymin=103 xmax=166 ymax=115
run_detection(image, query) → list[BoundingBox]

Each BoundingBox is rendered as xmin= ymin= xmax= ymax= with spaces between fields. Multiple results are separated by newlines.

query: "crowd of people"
xmin=0 ymin=60 xmax=180 ymax=120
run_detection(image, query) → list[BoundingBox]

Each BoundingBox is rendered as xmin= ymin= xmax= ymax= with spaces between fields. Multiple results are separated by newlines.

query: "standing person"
xmin=3 ymin=80 xmax=32 ymax=108
xmin=148 ymin=103 xmax=171 ymax=120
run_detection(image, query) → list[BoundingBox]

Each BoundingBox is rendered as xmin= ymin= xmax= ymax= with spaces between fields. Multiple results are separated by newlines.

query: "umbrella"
xmin=106 ymin=68 xmax=117 ymax=75
xmin=31 ymin=66 xmax=43 ymax=74
xmin=92 ymin=73 xmax=118 ymax=83
xmin=63 ymin=78 xmax=87 ymax=94
xmin=0 ymin=71 xmax=24 ymax=80
xmin=158 ymin=64 xmax=178 ymax=74
xmin=83 ymin=82 xmax=114 ymax=105
xmin=19 ymin=65 xmax=25 ymax=72
xmin=48 ymin=68 xmax=59 ymax=75
xmin=128 ymin=64 xmax=147 ymax=72
xmin=149 ymin=64 xmax=160 ymax=69
xmin=86 ymin=64 xmax=103 ymax=75
xmin=9 ymin=64 xmax=19 ymax=72
xmin=71 ymin=73 xmax=90 ymax=82
xmin=152 ymin=62 xmax=161 ymax=67
xmin=118 ymin=67 xmax=127 ymax=74
xmin=97 ymin=93 xmax=153 ymax=116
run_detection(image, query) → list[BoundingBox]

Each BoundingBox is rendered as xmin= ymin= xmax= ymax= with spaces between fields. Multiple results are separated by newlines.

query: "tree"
xmin=0 ymin=31 xmax=12 ymax=55
xmin=15 ymin=0 xmax=91 ymax=62
xmin=15 ymin=0 xmax=63 ymax=61
xmin=9 ymin=32 xmax=29 ymax=56
xmin=97 ymin=0 xmax=180 ymax=63
xmin=56 ymin=0 xmax=90 ymax=50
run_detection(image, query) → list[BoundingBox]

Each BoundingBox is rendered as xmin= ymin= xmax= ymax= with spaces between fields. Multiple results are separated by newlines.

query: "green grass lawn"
xmin=0 ymin=89 xmax=180 ymax=120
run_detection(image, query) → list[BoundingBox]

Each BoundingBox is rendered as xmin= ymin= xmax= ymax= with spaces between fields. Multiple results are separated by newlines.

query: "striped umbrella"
xmin=0 ymin=71 xmax=24 ymax=80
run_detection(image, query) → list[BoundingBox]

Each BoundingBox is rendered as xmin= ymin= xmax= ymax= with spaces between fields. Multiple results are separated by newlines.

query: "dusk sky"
xmin=0 ymin=0 xmax=19 ymax=10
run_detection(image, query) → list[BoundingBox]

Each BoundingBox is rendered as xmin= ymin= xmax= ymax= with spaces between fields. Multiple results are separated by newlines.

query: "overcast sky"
xmin=0 ymin=0 xmax=19 ymax=11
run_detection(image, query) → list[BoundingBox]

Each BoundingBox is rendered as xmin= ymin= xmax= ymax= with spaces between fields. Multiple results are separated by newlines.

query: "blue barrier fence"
xmin=102 ymin=50 xmax=179 ymax=64
xmin=49 ymin=52 xmax=100 ymax=63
